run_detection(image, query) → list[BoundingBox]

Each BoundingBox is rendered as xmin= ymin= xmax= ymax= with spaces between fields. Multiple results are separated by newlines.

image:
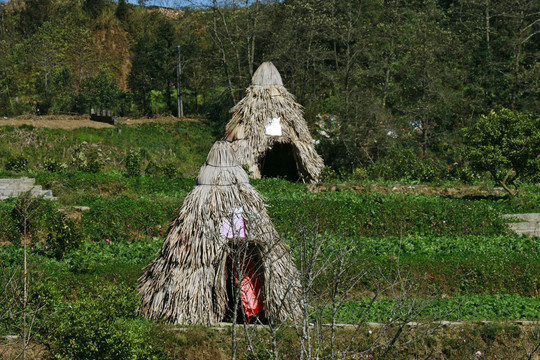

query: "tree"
xmin=115 ymin=0 xmax=130 ymax=23
xmin=18 ymin=0 xmax=53 ymax=34
xmin=83 ymin=0 xmax=106 ymax=18
xmin=128 ymin=19 xmax=177 ymax=116
xmin=463 ymin=108 xmax=540 ymax=194
xmin=128 ymin=38 xmax=160 ymax=116
xmin=80 ymin=68 xmax=121 ymax=113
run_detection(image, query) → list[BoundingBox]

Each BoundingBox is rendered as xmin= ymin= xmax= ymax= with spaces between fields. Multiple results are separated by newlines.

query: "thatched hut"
xmin=138 ymin=141 xmax=301 ymax=325
xmin=223 ymin=62 xmax=324 ymax=182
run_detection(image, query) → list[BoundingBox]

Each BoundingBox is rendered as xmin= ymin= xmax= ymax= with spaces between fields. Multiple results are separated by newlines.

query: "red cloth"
xmin=234 ymin=257 xmax=263 ymax=322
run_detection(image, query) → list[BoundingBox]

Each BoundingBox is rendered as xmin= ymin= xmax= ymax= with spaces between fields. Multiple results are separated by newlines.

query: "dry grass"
xmin=0 ymin=114 xmax=113 ymax=130
xmin=0 ymin=340 xmax=47 ymax=360
xmin=0 ymin=114 xmax=202 ymax=130
xmin=308 ymin=183 xmax=510 ymax=197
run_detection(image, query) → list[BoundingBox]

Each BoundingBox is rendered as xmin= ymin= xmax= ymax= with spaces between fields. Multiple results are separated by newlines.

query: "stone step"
xmin=508 ymin=221 xmax=539 ymax=228
xmin=0 ymin=187 xmax=43 ymax=195
xmin=0 ymin=178 xmax=56 ymax=201
xmin=504 ymin=213 xmax=540 ymax=237
xmin=513 ymin=229 xmax=540 ymax=237
xmin=0 ymin=177 xmax=35 ymax=185
xmin=0 ymin=185 xmax=36 ymax=192
xmin=503 ymin=213 xmax=540 ymax=222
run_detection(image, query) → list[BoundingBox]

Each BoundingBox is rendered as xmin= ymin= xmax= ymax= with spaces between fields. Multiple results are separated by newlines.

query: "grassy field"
xmin=0 ymin=119 xmax=539 ymax=359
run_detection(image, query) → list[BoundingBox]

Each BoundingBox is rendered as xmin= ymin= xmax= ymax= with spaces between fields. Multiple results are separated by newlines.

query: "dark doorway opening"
xmin=259 ymin=143 xmax=300 ymax=181
xmin=225 ymin=244 xmax=266 ymax=324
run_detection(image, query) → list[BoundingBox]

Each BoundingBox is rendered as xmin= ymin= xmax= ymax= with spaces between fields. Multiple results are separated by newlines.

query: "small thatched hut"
xmin=223 ymin=62 xmax=324 ymax=182
xmin=138 ymin=141 xmax=301 ymax=325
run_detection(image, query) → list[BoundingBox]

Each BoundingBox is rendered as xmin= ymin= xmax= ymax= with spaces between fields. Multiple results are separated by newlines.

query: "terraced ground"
xmin=0 ymin=119 xmax=538 ymax=359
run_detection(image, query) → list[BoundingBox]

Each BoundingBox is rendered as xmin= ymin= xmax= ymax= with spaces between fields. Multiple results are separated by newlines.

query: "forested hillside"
xmin=0 ymin=0 xmax=539 ymax=176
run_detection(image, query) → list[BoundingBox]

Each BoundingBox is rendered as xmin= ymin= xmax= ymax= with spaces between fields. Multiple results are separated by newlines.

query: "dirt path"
xmin=0 ymin=115 xmax=201 ymax=130
xmin=308 ymin=183 xmax=508 ymax=197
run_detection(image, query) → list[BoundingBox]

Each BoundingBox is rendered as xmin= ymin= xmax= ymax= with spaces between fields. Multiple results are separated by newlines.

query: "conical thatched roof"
xmin=138 ymin=141 xmax=301 ymax=325
xmin=223 ymin=62 xmax=324 ymax=182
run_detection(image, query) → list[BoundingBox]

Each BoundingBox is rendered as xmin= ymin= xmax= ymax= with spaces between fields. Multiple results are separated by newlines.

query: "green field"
xmin=0 ymin=123 xmax=539 ymax=359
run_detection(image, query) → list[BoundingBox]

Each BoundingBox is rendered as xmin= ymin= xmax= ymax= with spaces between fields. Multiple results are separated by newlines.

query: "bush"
xmin=144 ymin=160 xmax=160 ymax=175
xmin=43 ymin=158 xmax=67 ymax=173
xmin=46 ymin=214 xmax=85 ymax=259
xmin=5 ymin=154 xmax=28 ymax=172
xmin=463 ymin=108 xmax=540 ymax=193
xmin=365 ymin=146 xmax=449 ymax=183
xmin=0 ymin=198 xmax=21 ymax=242
xmin=71 ymin=141 xmax=107 ymax=173
xmin=447 ymin=163 xmax=478 ymax=183
xmin=125 ymin=148 xmax=142 ymax=177
xmin=10 ymin=193 xmax=57 ymax=243
xmin=41 ymin=283 xmax=169 ymax=359
xmin=319 ymin=166 xmax=339 ymax=182
xmin=161 ymin=161 xmax=181 ymax=178
xmin=79 ymin=69 xmax=122 ymax=114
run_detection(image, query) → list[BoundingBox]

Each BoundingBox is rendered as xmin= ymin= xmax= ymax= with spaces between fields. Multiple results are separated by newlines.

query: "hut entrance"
xmin=226 ymin=244 xmax=265 ymax=323
xmin=259 ymin=143 xmax=300 ymax=181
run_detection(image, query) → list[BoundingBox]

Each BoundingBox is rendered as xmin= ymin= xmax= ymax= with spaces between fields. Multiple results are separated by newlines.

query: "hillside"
xmin=1 ymin=0 xmax=539 ymax=180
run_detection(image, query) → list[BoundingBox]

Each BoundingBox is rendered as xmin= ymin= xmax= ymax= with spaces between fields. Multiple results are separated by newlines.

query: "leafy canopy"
xmin=463 ymin=108 xmax=540 ymax=193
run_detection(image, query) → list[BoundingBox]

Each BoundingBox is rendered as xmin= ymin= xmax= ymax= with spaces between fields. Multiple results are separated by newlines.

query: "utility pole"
xmin=177 ymin=45 xmax=183 ymax=118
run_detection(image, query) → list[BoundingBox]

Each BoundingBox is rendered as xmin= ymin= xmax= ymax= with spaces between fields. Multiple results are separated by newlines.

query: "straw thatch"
xmin=138 ymin=141 xmax=301 ymax=325
xmin=223 ymin=62 xmax=324 ymax=182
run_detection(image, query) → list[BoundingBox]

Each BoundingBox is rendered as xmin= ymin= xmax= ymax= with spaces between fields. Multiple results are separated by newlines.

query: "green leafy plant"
xmin=43 ymin=158 xmax=67 ymax=173
xmin=144 ymin=159 xmax=160 ymax=175
xmin=463 ymin=108 xmax=540 ymax=195
xmin=161 ymin=161 xmax=181 ymax=178
xmin=71 ymin=141 xmax=107 ymax=173
xmin=41 ymin=283 xmax=169 ymax=359
xmin=46 ymin=214 xmax=84 ymax=260
xmin=125 ymin=148 xmax=142 ymax=177
xmin=5 ymin=154 xmax=28 ymax=172
xmin=319 ymin=166 xmax=339 ymax=182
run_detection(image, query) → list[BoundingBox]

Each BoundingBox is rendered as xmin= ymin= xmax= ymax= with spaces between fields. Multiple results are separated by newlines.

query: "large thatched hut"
xmin=138 ymin=141 xmax=301 ymax=325
xmin=223 ymin=62 xmax=324 ymax=182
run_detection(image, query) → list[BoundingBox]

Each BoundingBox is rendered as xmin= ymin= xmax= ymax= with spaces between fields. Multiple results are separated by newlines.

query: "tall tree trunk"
xmin=382 ymin=37 xmax=394 ymax=108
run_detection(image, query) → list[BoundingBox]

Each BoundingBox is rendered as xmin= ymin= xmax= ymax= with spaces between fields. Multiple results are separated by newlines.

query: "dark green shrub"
xmin=46 ymin=214 xmax=85 ymax=259
xmin=351 ymin=167 xmax=369 ymax=182
xmin=10 ymin=193 xmax=56 ymax=243
xmin=480 ymin=324 xmax=503 ymax=344
xmin=319 ymin=166 xmax=339 ymax=183
xmin=125 ymin=148 xmax=142 ymax=177
xmin=161 ymin=161 xmax=181 ymax=178
xmin=41 ymin=283 xmax=169 ymax=359
xmin=43 ymin=158 xmax=67 ymax=173
xmin=144 ymin=160 xmax=160 ymax=175
xmin=367 ymin=146 xmax=422 ymax=181
xmin=463 ymin=108 xmax=540 ymax=193
xmin=447 ymin=163 xmax=478 ymax=183
xmin=71 ymin=142 xmax=106 ymax=173
xmin=5 ymin=155 xmax=28 ymax=172
xmin=0 ymin=198 xmax=20 ymax=242
xmin=419 ymin=157 xmax=446 ymax=183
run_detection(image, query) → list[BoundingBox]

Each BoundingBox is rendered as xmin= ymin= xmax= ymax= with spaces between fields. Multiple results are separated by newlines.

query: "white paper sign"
xmin=265 ymin=117 xmax=282 ymax=136
xmin=220 ymin=207 xmax=246 ymax=238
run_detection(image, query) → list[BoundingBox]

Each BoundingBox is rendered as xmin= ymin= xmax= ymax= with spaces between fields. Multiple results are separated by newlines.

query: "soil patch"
xmin=0 ymin=115 xmax=201 ymax=130
xmin=308 ymin=183 xmax=509 ymax=198
xmin=122 ymin=115 xmax=201 ymax=125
